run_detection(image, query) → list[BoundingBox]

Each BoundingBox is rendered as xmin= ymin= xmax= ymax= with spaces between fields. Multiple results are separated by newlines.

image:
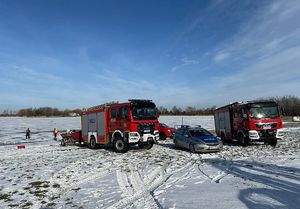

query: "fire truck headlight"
xmin=129 ymin=133 xmax=139 ymax=137
xmin=276 ymin=129 xmax=284 ymax=139
xmin=249 ymin=130 xmax=259 ymax=139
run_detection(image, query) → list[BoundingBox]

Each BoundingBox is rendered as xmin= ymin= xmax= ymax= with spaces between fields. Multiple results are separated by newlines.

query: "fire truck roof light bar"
xmin=87 ymin=101 xmax=119 ymax=111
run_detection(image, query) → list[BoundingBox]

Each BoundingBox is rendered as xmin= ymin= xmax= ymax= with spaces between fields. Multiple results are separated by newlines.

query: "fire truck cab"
xmin=214 ymin=101 xmax=283 ymax=147
xmin=81 ymin=99 xmax=159 ymax=152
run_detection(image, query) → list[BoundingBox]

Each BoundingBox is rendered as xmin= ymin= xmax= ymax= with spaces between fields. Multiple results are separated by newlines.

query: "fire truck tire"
xmin=138 ymin=142 xmax=144 ymax=149
xmin=238 ymin=134 xmax=248 ymax=147
xmin=159 ymin=132 xmax=166 ymax=140
xmin=89 ymin=136 xmax=97 ymax=149
xmin=113 ymin=137 xmax=128 ymax=153
xmin=269 ymin=139 xmax=277 ymax=147
xmin=144 ymin=140 xmax=154 ymax=150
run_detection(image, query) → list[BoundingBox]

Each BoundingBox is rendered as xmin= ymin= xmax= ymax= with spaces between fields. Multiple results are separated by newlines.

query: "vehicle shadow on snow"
xmin=205 ymin=158 xmax=300 ymax=209
xmin=84 ymin=143 xmax=151 ymax=153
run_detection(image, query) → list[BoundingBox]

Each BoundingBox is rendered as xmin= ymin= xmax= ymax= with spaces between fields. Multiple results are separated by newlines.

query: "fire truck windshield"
xmin=249 ymin=106 xmax=279 ymax=120
xmin=131 ymin=104 xmax=157 ymax=120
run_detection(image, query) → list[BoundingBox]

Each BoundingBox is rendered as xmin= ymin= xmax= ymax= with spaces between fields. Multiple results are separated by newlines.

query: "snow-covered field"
xmin=0 ymin=116 xmax=300 ymax=209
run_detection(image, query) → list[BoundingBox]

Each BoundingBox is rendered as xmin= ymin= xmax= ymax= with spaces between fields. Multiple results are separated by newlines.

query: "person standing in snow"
xmin=25 ymin=128 xmax=31 ymax=139
xmin=53 ymin=128 xmax=58 ymax=140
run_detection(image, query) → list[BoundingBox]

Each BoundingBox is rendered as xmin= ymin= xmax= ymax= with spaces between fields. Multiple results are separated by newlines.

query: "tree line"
xmin=158 ymin=106 xmax=216 ymax=115
xmin=158 ymin=95 xmax=300 ymax=116
xmin=5 ymin=107 xmax=82 ymax=117
xmin=260 ymin=95 xmax=300 ymax=116
xmin=1 ymin=95 xmax=300 ymax=117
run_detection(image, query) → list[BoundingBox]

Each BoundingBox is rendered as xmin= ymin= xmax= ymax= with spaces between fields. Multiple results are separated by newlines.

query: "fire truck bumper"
xmin=128 ymin=132 xmax=140 ymax=143
xmin=128 ymin=132 xmax=158 ymax=143
xmin=248 ymin=129 xmax=283 ymax=141
xmin=141 ymin=133 xmax=156 ymax=143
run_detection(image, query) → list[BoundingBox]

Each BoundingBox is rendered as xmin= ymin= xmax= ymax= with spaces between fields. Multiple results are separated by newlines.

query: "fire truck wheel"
xmin=269 ymin=139 xmax=277 ymax=147
xmin=138 ymin=142 xmax=144 ymax=149
xmin=89 ymin=136 xmax=97 ymax=149
xmin=144 ymin=140 xmax=154 ymax=150
xmin=238 ymin=134 xmax=248 ymax=147
xmin=113 ymin=138 xmax=128 ymax=153
xmin=159 ymin=132 xmax=166 ymax=140
xmin=189 ymin=144 xmax=196 ymax=153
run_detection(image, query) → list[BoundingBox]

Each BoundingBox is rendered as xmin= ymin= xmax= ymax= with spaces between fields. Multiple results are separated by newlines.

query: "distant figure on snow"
xmin=25 ymin=128 xmax=31 ymax=139
xmin=53 ymin=128 xmax=58 ymax=140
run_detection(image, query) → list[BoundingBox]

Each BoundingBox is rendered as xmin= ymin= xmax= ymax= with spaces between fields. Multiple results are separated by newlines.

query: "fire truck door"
xmin=233 ymin=108 xmax=246 ymax=130
xmin=119 ymin=107 xmax=129 ymax=130
xmin=109 ymin=107 xmax=129 ymax=132
xmin=109 ymin=108 xmax=119 ymax=131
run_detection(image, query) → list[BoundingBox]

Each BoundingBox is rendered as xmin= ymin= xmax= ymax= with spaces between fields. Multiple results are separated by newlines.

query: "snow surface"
xmin=0 ymin=116 xmax=299 ymax=209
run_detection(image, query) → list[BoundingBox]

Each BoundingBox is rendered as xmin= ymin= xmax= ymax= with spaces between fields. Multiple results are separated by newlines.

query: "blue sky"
xmin=0 ymin=0 xmax=300 ymax=111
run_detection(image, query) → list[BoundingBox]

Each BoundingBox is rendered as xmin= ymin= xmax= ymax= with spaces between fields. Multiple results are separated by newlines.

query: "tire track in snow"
xmin=115 ymin=163 xmax=161 ymax=209
xmin=109 ymin=157 xmax=196 ymax=209
xmin=44 ymin=158 xmax=116 ymax=205
xmin=197 ymin=158 xmax=233 ymax=183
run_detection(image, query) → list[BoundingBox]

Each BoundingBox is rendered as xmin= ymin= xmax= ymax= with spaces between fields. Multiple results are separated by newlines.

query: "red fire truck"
xmin=214 ymin=101 xmax=283 ymax=146
xmin=62 ymin=99 xmax=159 ymax=153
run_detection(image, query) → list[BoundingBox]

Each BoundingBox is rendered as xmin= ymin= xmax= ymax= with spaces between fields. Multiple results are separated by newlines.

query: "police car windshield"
xmin=189 ymin=129 xmax=213 ymax=137
xmin=131 ymin=104 xmax=157 ymax=120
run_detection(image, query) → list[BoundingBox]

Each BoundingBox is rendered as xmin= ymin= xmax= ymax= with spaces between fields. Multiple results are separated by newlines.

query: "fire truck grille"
xmin=258 ymin=130 xmax=276 ymax=138
xmin=137 ymin=123 xmax=155 ymax=136
xmin=256 ymin=123 xmax=277 ymax=129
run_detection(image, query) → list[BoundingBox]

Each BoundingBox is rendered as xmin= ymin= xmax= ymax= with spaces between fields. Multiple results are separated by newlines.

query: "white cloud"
xmin=171 ymin=57 xmax=199 ymax=72
xmin=214 ymin=52 xmax=230 ymax=62
xmin=205 ymin=0 xmax=300 ymax=105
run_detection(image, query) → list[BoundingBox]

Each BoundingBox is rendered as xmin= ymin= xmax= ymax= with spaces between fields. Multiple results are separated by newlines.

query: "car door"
xmin=182 ymin=129 xmax=191 ymax=149
xmin=174 ymin=128 xmax=185 ymax=148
